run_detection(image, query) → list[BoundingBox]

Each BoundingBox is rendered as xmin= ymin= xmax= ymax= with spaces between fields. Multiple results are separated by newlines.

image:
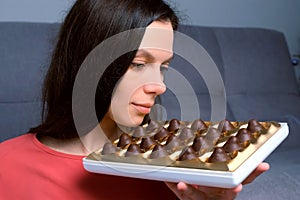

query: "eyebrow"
xmin=135 ymin=49 xmax=173 ymax=63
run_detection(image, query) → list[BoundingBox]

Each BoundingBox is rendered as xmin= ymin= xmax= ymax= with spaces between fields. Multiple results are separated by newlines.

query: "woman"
xmin=0 ymin=0 xmax=269 ymax=199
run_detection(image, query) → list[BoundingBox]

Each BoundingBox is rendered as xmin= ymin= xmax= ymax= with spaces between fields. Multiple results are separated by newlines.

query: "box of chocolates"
xmin=83 ymin=119 xmax=289 ymax=188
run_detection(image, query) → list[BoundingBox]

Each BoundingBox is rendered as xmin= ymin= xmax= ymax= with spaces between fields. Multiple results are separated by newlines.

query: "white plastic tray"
xmin=83 ymin=123 xmax=288 ymax=188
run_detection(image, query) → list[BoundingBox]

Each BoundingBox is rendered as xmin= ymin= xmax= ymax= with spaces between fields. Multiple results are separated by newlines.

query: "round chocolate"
xmin=125 ymin=143 xmax=143 ymax=157
xmin=165 ymin=135 xmax=181 ymax=152
xmin=179 ymin=127 xmax=195 ymax=141
xmin=207 ymin=147 xmax=231 ymax=163
xmin=223 ymin=136 xmax=243 ymax=153
xmin=146 ymin=120 xmax=161 ymax=132
xmin=167 ymin=118 xmax=181 ymax=132
xmin=191 ymin=119 xmax=208 ymax=133
xmin=149 ymin=144 xmax=168 ymax=159
xmin=140 ymin=137 xmax=157 ymax=152
xmin=154 ymin=127 xmax=170 ymax=142
xmin=117 ymin=133 xmax=132 ymax=149
xmin=132 ymin=126 xmax=146 ymax=138
xmin=101 ymin=142 xmax=118 ymax=155
xmin=191 ymin=135 xmax=211 ymax=153
xmin=178 ymin=147 xmax=198 ymax=161
xmin=204 ymin=128 xmax=221 ymax=144
xmin=247 ymin=119 xmax=264 ymax=133
xmin=218 ymin=119 xmax=235 ymax=133
xmin=236 ymin=128 xmax=252 ymax=143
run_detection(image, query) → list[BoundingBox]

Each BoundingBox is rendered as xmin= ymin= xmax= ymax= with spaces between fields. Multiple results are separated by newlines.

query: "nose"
xmin=143 ymin=68 xmax=166 ymax=95
xmin=143 ymin=82 xmax=166 ymax=95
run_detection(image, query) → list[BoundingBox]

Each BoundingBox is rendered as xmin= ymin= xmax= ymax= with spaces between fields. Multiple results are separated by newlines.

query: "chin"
xmin=129 ymin=114 xmax=147 ymax=127
xmin=115 ymin=115 xmax=145 ymax=128
xmin=129 ymin=116 xmax=145 ymax=127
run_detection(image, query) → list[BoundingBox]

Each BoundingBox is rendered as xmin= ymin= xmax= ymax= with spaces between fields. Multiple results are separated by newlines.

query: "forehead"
xmin=139 ymin=20 xmax=174 ymax=53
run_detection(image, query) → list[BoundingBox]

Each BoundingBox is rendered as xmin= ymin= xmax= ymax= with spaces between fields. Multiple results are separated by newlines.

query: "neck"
xmin=38 ymin=116 xmax=122 ymax=156
xmin=38 ymin=135 xmax=89 ymax=156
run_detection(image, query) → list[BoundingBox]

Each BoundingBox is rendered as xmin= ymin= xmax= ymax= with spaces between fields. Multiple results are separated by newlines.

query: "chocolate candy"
xmin=223 ymin=136 xmax=243 ymax=153
xmin=93 ymin=118 xmax=281 ymax=172
xmin=149 ymin=144 xmax=168 ymax=159
xmin=236 ymin=128 xmax=253 ymax=147
xmin=204 ymin=128 xmax=221 ymax=145
xmin=178 ymin=147 xmax=198 ymax=161
xmin=117 ymin=133 xmax=132 ymax=149
xmin=247 ymin=119 xmax=265 ymax=139
xmin=218 ymin=119 xmax=237 ymax=138
xmin=154 ymin=127 xmax=170 ymax=142
xmin=140 ymin=137 xmax=157 ymax=152
xmin=191 ymin=119 xmax=208 ymax=133
xmin=191 ymin=135 xmax=211 ymax=154
xmin=102 ymin=142 xmax=118 ymax=155
xmin=167 ymin=118 xmax=181 ymax=132
xmin=165 ymin=135 xmax=182 ymax=153
xmin=132 ymin=126 xmax=146 ymax=139
xmin=223 ymin=136 xmax=243 ymax=158
xmin=207 ymin=147 xmax=231 ymax=163
xmin=146 ymin=120 xmax=161 ymax=132
xmin=247 ymin=119 xmax=264 ymax=133
xmin=178 ymin=127 xmax=194 ymax=143
xmin=125 ymin=144 xmax=143 ymax=157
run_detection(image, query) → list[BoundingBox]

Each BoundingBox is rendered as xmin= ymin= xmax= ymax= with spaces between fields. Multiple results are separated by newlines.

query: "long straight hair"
xmin=30 ymin=0 xmax=178 ymax=139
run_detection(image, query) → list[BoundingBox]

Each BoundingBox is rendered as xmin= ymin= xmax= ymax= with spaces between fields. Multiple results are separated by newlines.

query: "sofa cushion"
xmin=171 ymin=25 xmax=225 ymax=95
xmin=160 ymin=92 xmax=234 ymax=122
xmin=0 ymin=22 xmax=60 ymax=141
xmin=0 ymin=102 xmax=42 ymax=141
xmin=237 ymin=148 xmax=300 ymax=199
xmin=162 ymin=25 xmax=230 ymax=121
xmin=228 ymin=94 xmax=300 ymax=149
xmin=214 ymin=27 xmax=299 ymax=95
xmin=0 ymin=22 xmax=60 ymax=102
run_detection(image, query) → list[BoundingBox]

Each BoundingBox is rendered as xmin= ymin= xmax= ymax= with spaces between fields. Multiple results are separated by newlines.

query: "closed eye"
xmin=130 ymin=62 xmax=146 ymax=68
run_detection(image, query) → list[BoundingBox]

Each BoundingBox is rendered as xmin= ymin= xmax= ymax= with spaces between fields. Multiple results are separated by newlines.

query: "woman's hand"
xmin=165 ymin=162 xmax=270 ymax=200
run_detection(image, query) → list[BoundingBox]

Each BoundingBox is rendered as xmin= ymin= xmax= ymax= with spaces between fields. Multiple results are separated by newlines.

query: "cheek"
xmin=110 ymin=75 xmax=133 ymax=108
xmin=112 ymin=73 xmax=138 ymax=101
xmin=108 ymin=69 xmax=150 ymax=126
xmin=109 ymin=99 xmax=144 ymax=127
xmin=110 ymin=89 xmax=131 ymax=125
xmin=109 ymin=81 xmax=142 ymax=126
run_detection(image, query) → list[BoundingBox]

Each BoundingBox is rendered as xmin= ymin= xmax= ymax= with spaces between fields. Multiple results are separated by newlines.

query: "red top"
xmin=0 ymin=133 xmax=176 ymax=200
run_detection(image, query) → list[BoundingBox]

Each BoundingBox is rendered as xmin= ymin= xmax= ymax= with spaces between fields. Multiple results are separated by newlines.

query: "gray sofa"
xmin=1 ymin=22 xmax=300 ymax=199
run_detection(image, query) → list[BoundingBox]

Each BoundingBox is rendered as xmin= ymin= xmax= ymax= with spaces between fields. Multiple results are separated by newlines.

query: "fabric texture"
xmin=228 ymin=94 xmax=300 ymax=149
xmin=237 ymin=148 xmax=300 ymax=200
xmin=0 ymin=22 xmax=60 ymax=141
xmin=0 ymin=133 xmax=176 ymax=200
xmin=214 ymin=27 xmax=299 ymax=95
xmin=1 ymin=22 xmax=300 ymax=199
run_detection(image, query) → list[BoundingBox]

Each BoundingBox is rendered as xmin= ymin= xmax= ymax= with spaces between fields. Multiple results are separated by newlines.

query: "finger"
xmin=232 ymin=184 xmax=243 ymax=193
xmin=242 ymin=162 xmax=270 ymax=185
xmin=226 ymin=184 xmax=243 ymax=199
xmin=219 ymin=185 xmax=243 ymax=200
xmin=197 ymin=184 xmax=242 ymax=200
xmin=177 ymin=182 xmax=207 ymax=200
xmin=177 ymin=182 xmax=206 ymax=199
xmin=165 ymin=182 xmax=181 ymax=197
xmin=165 ymin=182 xmax=206 ymax=200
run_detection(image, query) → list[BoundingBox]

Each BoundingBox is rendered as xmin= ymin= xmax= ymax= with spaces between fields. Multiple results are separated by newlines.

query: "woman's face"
xmin=106 ymin=20 xmax=174 ymax=127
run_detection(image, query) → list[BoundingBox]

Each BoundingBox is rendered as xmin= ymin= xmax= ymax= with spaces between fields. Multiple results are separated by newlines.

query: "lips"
xmin=132 ymin=102 xmax=153 ymax=114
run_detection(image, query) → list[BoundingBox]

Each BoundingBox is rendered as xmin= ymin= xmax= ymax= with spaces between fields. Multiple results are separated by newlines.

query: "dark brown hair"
xmin=30 ymin=0 xmax=178 ymax=139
